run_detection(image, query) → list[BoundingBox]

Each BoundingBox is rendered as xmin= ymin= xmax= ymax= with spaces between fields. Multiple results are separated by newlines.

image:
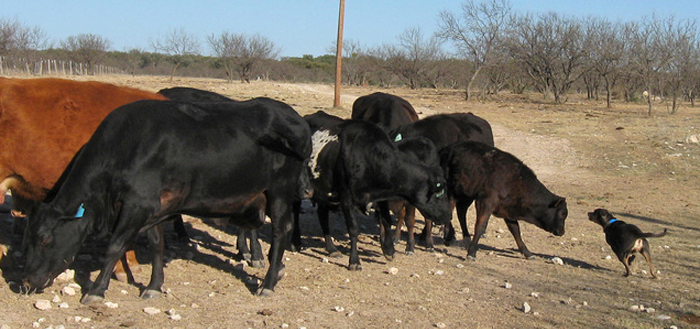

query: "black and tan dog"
xmin=588 ymin=208 xmax=667 ymax=278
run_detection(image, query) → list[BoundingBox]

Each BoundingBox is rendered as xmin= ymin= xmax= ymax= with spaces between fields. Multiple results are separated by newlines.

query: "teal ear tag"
xmin=394 ymin=133 xmax=403 ymax=142
xmin=75 ymin=203 xmax=85 ymax=218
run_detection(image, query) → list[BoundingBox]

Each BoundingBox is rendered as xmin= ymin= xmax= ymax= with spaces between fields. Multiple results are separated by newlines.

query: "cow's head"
xmin=530 ymin=197 xmax=567 ymax=236
xmin=409 ymin=166 xmax=452 ymax=226
xmin=22 ymin=203 xmax=91 ymax=293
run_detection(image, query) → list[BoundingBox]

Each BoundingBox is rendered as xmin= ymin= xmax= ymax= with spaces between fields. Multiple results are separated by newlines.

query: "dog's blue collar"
xmin=607 ymin=218 xmax=618 ymax=225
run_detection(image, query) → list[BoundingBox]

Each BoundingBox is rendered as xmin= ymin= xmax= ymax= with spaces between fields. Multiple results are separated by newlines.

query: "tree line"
xmin=1 ymin=1 xmax=699 ymax=114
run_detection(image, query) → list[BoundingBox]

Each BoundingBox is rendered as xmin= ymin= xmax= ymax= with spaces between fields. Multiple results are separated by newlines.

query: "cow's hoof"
xmin=256 ymin=288 xmax=274 ymax=297
xmin=425 ymin=247 xmax=435 ymax=253
xmin=250 ymin=260 xmax=265 ymax=268
xmin=140 ymin=289 xmax=162 ymax=300
xmin=384 ymin=253 xmax=395 ymax=261
xmin=405 ymin=250 xmax=415 ymax=256
xmin=242 ymin=253 xmax=252 ymax=262
xmin=329 ymin=251 xmax=343 ymax=258
xmin=525 ymin=255 xmax=537 ymax=260
xmin=80 ymin=294 xmax=104 ymax=305
xmin=467 ymin=255 xmax=477 ymax=261
xmin=348 ymin=264 xmax=362 ymax=271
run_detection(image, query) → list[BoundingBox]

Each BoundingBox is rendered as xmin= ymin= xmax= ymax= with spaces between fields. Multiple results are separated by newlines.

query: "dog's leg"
xmin=641 ymin=240 xmax=658 ymax=279
xmin=623 ymin=254 xmax=633 ymax=277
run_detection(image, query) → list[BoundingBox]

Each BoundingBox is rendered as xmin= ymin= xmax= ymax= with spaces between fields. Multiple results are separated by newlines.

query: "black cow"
xmin=351 ymin=92 xmax=419 ymax=131
xmin=391 ymin=113 xmax=495 ymax=251
xmin=351 ymin=93 xmax=422 ymax=255
xmin=157 ymin=87 xmax=273 ymax=268
xmin=440 ymin=141 xmax=567 ymax=260
xmin=304 ymin=117 xmax=452 ymax=270
xmin=22 ymin=98 xmax=311 ymax=303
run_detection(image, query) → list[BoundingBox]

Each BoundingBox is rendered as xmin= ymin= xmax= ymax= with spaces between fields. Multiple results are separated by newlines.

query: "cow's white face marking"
xmin=309 ymin=129 xmax=338 ymax=179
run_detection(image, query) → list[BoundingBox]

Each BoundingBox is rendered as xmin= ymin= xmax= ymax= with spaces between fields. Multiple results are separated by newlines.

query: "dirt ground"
xmin=1 ymin=75 xmax=699 ymax=329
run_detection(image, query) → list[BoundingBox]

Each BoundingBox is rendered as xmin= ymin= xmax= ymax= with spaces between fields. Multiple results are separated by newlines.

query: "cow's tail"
xmin=641 ymin=228 xmax=667 ymax=238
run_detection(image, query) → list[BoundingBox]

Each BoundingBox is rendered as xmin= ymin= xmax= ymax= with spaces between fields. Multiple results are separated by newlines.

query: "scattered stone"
xmin=170 ymin=314 xmax=182 ymax=321
xmin=80 ymin=318 xmax=91 ymax=323
xmin=347 ymin=311 xmax=355 ymax=317
xmin=455 ymin=263 xmax=464 ymax=268
xmin=105 ymin=302 xmax=119 ymax=309
xmin=645 ymin=307 xmax=656 ymax=313
xmin=260 ymin=309 xmax=273 ymax=316
xmin=582 ymin=301 xmax=588 ymax=307
xmin=530 ymin=292 xmax=540 ymax=298
xmin=322 ymin=258 xmax=329 ymax=263
xmin=503 ymin=282 xmax=513 ymax=289
xmin=34 ymin=300 xmax=52 ymax=311
xmin=435 ymin=323 xmax=447 ymax=328
xmin=657 ymin=315 xmax=672 ymax=320
xmin=410 ymin=273 xmax=420 ymax=278
xmin=549 ymin=257 xmax=564 ymax=265
xmin=281 ymin=324 xmax=290 ymax=328
xmin=61 ymin=286 xmax=76 ymax=296
xmin=58 ymin=302 xmax=69 ymax=309
xmin=334 ymin=306 xmax=345 ymax=312
xmin=55 ymin=269 xmax=75 ymax=281
xmin=604 ymin=255 xmax=612 ymax=260
xmin=143 ymin=307 xmax=161 ymax=315
xmin=629 ymin=305 xmax=641 ymax=312
xmin=208 ymin=292 xmax=216 ymax=297
xmin=457 ymin=287 xmax=470 ymax=294
xmin=52 ymin=295 xmax=61 ymax=303
xmin=386 ymin=267 xmax=399 ymax=275
xmin=523 ymin=302 xmax=532 ymax=313
xmin=120 ymin=290 xmax=128 ymax=295
xmin=191 ymin=303 xmax=200 ymax=309
xmin=433 ymin=270 xmax=445 ymax=276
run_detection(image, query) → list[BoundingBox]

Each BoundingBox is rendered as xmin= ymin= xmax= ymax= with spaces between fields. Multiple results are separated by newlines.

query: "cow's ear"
xmin=552 ymin=198 xmax=566 ymax=208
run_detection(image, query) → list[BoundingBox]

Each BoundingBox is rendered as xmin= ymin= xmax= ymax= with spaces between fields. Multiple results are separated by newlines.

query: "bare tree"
xmin=438 ymin=0 xmax=511 ymax=100
xmin=0 ymin=18 xmax=47 ymax=74
xmin=507 ymin=12 xmax=591 ymax=103
xmin=587 ymin=17 xmax=625 ymax=108
xmin=61 ymin=33 xmax=111 ymax=75
xmin=662 ymin=18 xmax=698 ymax=114
xmin=208 ymin=32 xmax=279 ymax=83
xmin=379 ymin=27 xmax=443 ymax=89
xmin=151 ymin=27 xmax=200 ymax=81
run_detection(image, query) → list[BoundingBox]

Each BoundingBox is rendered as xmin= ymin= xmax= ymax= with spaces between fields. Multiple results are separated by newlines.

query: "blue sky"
xmin=4 ymin=1 xmax=699 ymax=58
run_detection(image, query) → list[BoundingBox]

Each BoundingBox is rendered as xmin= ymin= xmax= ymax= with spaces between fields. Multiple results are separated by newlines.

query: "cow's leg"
xmin=392 ymin=204 xmax=406 ymax=245
xmin=467 ymin=199 xmax=495 ymax=261
xmin=455 ymin=199 xmax=473 ymax=247
xmin=340 ymin=198 xmax=362 ymax=271
xmin=403 ymin=205 xmax=416 ymax=255
xmin=423 ymin=220 xmax=436 ymax=252
xmin=257 ymin=196 xmax=291 ymax=297
xmin=318 ymin=204 xmax=341 ymax=258
xmin=376 ymin=201 xmax=395 ymax=261
xmin=249 ymin=229 xmax=265 ymax=268
xmin=171 ymin=215 xmax=189 ymax=241
xmin=81 ymin=229 xmax=139 ymax=304
xmin=504 ymin=219 xmax=535 ymax=259
xmin=141 ymin=225 xmax=165 ymax=300
xmin=237 ymin=228 xmax=252 ymax=263
xmin=113 ymin=250 xmax=137 ymax=283
xmin=290 ymin=200 xmax=303 ymax=251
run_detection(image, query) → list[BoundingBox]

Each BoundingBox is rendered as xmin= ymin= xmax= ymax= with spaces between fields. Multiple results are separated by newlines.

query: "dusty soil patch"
xmin=1 ymin=75 xmax=699 ymax=329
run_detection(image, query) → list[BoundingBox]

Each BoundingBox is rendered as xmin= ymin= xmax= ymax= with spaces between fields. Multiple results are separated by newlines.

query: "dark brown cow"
xmin=0 ymin=77 xmax=168 ymax=280
xmin=440 ymin=141 xmax=567 ymax=260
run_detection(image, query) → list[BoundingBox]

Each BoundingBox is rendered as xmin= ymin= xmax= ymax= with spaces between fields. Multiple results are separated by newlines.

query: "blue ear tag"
xmin=394 ymin=133 xmax=403 ymax=142
xmin=75 ymin=203 xmax=85 ymax=218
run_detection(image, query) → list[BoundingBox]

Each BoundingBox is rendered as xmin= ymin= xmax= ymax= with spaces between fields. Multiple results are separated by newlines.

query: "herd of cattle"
xmin=0 ymin=77 xmax=567 ymax=304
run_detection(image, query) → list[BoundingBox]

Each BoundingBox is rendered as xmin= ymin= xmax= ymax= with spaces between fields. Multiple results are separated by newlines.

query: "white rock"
xmin=334 ymin=306 xmax=345 ymax=312
xmin=80 ymin=318 xmax=91 ymax=323
xmin=629 ymin=305 xmax=641 ymax=312
xmin=170 ymin=314 xmax=182 ymax=321
xmin=120 ymin=290 xmax=128 ymax=295
xmin=52 ymin=295 xmax=61 ymax=303
xmin=604 ymin=255 xmax=612 ymax=260
xmin=549 ymin=257 xmax=564 ymax=265
xmin=143 ymin=307 xmax=161 ymax=315
xmin=58 ymin=302 xmax=69 ymax=309
xmin=455 ymin=263 xmax=464 ymax=268
xmin=386 ymin=267 xmax=399 ymax=275
xmin=645 ymin=307 xmax=656 ymax=313
xmin=657 ymin=315 xmax=672 ymax=320
xmin=435 ymin=323 xmax=447 ymax=328
xmin=67 ymin=283 xmax=81 ymax=289
xmin=55 ymin=269 xmax=75 ymax=281
xmin=61 ymin=286 xmax=76 ymax=296
xmin=56 ymin=325 xmax=65 ymax=329
xmin=322 ymin=258 xmax=329 ymax=263
xmin=105 ymin=302 xmax=119 ymax=309
xmin=503 ymin=282 xmax=513 ymax=289
xmin=32 ymin=322 xmax=40 ymax=328
xmin=523 ymin=302 xmax=531 ymax=313
xmin=434 ymin=270 xmax=445 ymax=276
xmin=34 ymin=300 xmax=52 ymax=310
xmin=281 ymin=324 xmax=289 ymax=329
xmin=530 ymin=292 xmax=540 ymax=298
xmin=347 ymin=311 xmax=355 ymax=317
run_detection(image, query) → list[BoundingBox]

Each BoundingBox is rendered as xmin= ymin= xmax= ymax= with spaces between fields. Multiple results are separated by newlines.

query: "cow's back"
xmin=351 ymin=92 xmax=419 ymax=131
xmin=0 ymin=77 xmax=167 ymax=203
xmin=397 ymin=113 xmax=494 ymax=150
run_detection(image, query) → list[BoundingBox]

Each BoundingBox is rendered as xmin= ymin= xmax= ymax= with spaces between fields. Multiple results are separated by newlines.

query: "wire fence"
xmin=0 ymin=56 xmax=123 ymax=76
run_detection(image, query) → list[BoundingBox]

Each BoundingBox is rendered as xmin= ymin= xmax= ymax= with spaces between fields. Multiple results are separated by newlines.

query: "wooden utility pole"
xmin=334 ymin=0 xmax=345 ymax=107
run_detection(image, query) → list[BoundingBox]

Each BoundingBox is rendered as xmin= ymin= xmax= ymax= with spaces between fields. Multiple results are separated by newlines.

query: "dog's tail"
xmin=642 ymin=228 xmax=668 ymax=238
